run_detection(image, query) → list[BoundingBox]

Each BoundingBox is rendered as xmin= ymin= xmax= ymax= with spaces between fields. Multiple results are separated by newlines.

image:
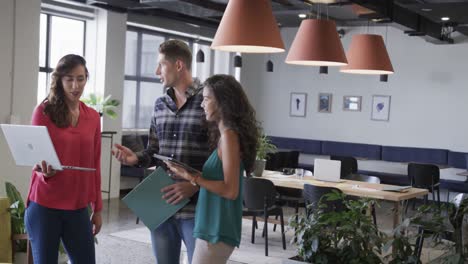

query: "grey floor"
xmin=94 ymin=195 xmax=450 ymax=264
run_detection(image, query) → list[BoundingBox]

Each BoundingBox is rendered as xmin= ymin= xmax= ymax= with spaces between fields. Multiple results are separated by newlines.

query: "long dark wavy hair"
xmin=43 ymin=54 xmax=89 ymax=127
xmin=204 ymin=74 xmax=260 ymax=173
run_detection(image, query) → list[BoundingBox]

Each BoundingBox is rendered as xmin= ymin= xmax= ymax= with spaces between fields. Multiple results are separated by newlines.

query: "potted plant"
xmin=5 ymin=182 xmax=27 ymax=263
xmin=253 ymin=133 xmax=277 ymax=176
xmin=286 ymin=189 xmax=460 ymax=264
xmin=287 ymin=191 xmax=386 ymax=263
xmin=81 ymin=93 xmax=120 ymax=119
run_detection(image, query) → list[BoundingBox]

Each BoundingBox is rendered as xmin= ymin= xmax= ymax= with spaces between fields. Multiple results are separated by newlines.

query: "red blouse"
xmin=27 ymin=101 xmax=102 ymax=212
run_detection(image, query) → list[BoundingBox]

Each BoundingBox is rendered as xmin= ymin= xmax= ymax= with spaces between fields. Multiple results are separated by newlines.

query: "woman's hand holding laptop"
xmin=33 ymin=160 xmax=57 ymax=177
xmin=164 ymin=161 xmax=202 ymax=184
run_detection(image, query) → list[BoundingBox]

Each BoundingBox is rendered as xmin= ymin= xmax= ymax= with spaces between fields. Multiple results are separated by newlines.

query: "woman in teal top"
xmin=166 ymin=74 xmax=259 ymax=264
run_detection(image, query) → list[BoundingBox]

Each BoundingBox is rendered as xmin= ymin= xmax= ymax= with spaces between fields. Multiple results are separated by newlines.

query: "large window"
xmin=38 ymin=13 xmax=85 ymax=104
xmin=123 ymin=27 xmax=216 ymax=130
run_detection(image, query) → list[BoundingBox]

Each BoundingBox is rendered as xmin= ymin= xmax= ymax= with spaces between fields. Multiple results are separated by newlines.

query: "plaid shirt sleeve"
xmin=135 ymin=112 xmax=161 ymax=168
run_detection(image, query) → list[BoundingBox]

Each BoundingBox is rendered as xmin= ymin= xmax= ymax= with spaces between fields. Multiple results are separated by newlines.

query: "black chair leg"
xmin=264 ymin=213 xmax=269 ymax=256
xmin=437 ymin=188 xmax=441 ymax=209
xmin=251 ymin=216 xmax=256 ymax=244
xmin=280 ymin=210 xmax=286 ymax=250
xmin=273 ymin=215 xmax=278 ymax=232
xmin=415 ymin=226 xmax=425 ymax=260
xmin=371 ymin=204 xmax=377 ymax=226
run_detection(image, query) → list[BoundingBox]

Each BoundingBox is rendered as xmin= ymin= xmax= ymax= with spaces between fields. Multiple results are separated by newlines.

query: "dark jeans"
xmin=25 ymin=201 xmax=95 ymax=264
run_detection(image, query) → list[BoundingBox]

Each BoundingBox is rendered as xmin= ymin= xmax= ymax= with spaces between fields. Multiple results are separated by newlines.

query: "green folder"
xmin=122 ymin=167 xmax=189 ymax=231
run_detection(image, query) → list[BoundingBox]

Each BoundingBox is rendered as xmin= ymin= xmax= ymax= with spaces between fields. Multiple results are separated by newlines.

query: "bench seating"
xmin=269 ymin=136 xmax=468 ymax=191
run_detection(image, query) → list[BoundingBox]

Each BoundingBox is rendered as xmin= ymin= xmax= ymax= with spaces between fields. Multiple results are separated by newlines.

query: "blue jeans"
xmin=25 ymin=202 xmax=95 ymax=264
xmin=150 ymin=216 xmax=195 ymax=264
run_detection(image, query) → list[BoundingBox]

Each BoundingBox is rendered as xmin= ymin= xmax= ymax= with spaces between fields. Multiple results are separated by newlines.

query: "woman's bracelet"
xmin=190 ymin=174 xmax=200 ymax=186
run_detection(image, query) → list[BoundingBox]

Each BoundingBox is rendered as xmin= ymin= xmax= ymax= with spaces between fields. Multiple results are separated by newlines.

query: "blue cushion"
xmin=268 ymin=136 xmax=321 ymax=155
xmin=441 ymin=180 xmax=468 ymax=193
xmin=448 ymin=151 xmax=468 ymax=169
xmin=381 ymin=146 xmax=448 ymax=165
xmin=321 ymin=141 xmax=381 ymax=160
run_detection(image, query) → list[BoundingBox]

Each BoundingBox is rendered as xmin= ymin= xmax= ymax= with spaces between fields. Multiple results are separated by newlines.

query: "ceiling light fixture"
xmin=441 ymin=17 xmax=450 ymax=21
xmin=211 ymin=0 xmax=285 ymax=53
xmin=319 ymin=66 xmax=328 ymax=74
xmin=285 ymin=19 xmax=347 ymax=66
xmin=298 ymin=14 xmax=307 ymax=19
xmin=266 ymin=60 xmax=274 ymax=72
xmin=234 ymin=55 xmax=242 ymax=68
xmin=340 ymin=34 xmax=394 ymax=75
xmin=196 ymin=49 xmax=205 ymax=63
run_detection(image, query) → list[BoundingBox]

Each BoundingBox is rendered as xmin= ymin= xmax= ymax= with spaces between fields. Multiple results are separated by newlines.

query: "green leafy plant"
xmin=290 ymin=191 xmax=386 ymax=264
xmin=5 ymin=182 xmax=27 ymax=252
xmin=383 ymin=204 xmax=446 ymax=264
xmin=290 ymin=192 xmax=467 ymax=264
xmin=81 ymin=93 xmax=120 ymax=119
xmin=256 ymin=133 xmax=277 ymax=160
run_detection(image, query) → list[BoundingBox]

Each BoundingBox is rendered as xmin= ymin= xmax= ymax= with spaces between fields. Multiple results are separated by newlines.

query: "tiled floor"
xmin=94 ymin=196 xmax=450 ymax=264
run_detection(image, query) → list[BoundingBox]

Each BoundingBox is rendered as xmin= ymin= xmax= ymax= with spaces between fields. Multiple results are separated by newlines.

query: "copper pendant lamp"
xmin=285 ymin=19 xmax=347 ymax=66
xmin=340 ymin=34 xmax=394 ymax=75
xmin=211 ymin=0 xmax=285 ymax=53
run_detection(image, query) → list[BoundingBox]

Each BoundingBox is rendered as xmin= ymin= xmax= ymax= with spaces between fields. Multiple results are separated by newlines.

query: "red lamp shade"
xmin=211 ymin=0 xmax=285 ymax=53
xmin=340 ymin=34 xmax=394 ymax=75
xmin=285 ymin=19 xmax=347 ymax=66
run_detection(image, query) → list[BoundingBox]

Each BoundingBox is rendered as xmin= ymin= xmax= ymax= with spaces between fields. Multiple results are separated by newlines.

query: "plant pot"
xmin=253 ymin=159 xmax=266 ymax=177
xmin=13 ymin=252 xmax=27 ymax=264
xmin=58 ymin=252 xmax=70 ymax=264
xmin=282 ymin=256 xmax=309 ymax=264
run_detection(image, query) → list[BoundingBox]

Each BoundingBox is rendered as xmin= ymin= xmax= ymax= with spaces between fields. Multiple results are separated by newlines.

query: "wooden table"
xmin=260 ymin=170 xmax=429 ymax=228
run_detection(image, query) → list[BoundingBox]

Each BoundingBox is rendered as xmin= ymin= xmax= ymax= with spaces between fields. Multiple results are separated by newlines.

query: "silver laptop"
xmin=314 ymin=159 xmax=342 ymax=182
xmin=1 ymin=124 xmax=95 ymax=171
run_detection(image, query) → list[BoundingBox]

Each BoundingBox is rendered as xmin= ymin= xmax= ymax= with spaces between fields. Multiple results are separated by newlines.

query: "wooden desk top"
xmin=260 ymin=170 xmax=428 ymax=202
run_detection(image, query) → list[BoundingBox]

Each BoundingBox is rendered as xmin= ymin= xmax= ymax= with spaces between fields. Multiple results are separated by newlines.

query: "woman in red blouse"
xmin=25 ymin=54 xmax=102 ymax=264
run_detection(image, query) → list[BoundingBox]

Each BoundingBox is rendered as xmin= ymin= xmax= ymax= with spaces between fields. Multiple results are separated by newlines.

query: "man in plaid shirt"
xmin=113 ymin=39 xmax=211 ymax=264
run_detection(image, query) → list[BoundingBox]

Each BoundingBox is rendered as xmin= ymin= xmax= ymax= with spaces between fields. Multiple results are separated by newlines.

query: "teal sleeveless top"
xmin=193 ymin=149 xmax=244 ymax=247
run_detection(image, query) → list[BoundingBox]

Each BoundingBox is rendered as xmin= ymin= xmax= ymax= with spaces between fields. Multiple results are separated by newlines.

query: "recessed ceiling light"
xmin=441 ymin=17 xmax=450 ymax=21
xmin=421 ymin=8 xmax=432 ymax=12
xmin=298 ymin=14 xmax=307 ymax=19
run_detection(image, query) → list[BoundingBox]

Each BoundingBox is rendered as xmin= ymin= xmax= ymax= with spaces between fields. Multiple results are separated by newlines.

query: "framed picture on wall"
xmin=343 ymin=96 xmax=362 ymax=111
xmin=318 ymin=93 xmax=332 ymax=113
xmin=290 ymin=92 xmax=307 ymax=117
xmin=371 ymin=95 xmax=391 ymax=121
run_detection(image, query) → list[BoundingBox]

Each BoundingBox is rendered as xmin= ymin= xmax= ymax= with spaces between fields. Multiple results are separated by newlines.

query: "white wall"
xmin=0 ymin=0 xmax=41 ymax=197
xmin=241 ymin=26 xmax=468 ymax=152
xmin=94 ymin=9 xmax=127 ymax=199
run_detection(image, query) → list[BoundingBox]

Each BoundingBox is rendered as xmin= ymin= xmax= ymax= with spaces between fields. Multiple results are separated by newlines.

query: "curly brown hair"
xmin=43 ymin=54 xmax=89 ymax=127
xmin=204 ymin=74 xmax=260 ymax=173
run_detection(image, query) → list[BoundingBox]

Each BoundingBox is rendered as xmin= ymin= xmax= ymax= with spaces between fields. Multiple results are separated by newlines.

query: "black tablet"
xmin=153 ymin=154 xmax=201 ymax=174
